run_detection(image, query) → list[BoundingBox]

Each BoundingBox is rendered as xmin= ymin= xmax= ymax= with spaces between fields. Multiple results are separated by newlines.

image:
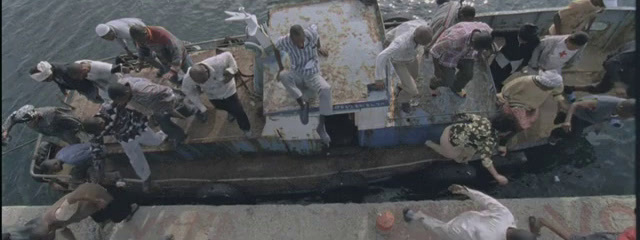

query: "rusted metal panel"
xmin=263 ymin=0 xmax=387 ymax=115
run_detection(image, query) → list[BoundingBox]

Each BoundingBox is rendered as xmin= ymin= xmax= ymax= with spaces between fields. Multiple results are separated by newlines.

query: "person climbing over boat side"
xmin=375 ymin=24 xmax=433 ymax=113
xmin=2 ymin=105 xmax=83 ymax=145
xmin=560 ymin=95 xmax=635 ymax=135
xmin=274 ymin=24 xmax=332 ymax=146
xmin=182 ymin=52 xmax=252 ymax=137
xmin=95 ymin=18 xmax=146 ymax=57
xmin=490 ymin=23 xmax=541 ymax=90
xmin=69 ymin=59 xmax=129 ymax=100
xmin=497 ymin=70 xmax=564 ymax=131
xmin=85 ymin=101 xmax=167 ymax=189
xmin=427 ymin=1 xmax=476 ymax=49
xmin=107 ymin=77 xmax=197 ymax=147
xmin=403 ymin=184 xmax=537 ymax=240
xmin=564 ymin=40 xmax=635 ymax=98
xmin=129 ymin=25 xmax=191 ymax=84
xmin=528 ymin=214 xmax=635 ymax=240
xmin=548 ymin=0 xmax=608 ymax=35
xmin=429 ymin=21 xmax=493 ymax=98
xmin=528 ymin=31 xmax=588 ymax=74
xmin=29 ymin=61 xmax=104 ymax=103
xmin=425 ymin=113 xmax=511 ymax=185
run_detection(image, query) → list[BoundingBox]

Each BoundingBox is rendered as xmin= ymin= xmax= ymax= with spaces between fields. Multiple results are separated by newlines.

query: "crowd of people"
xmin=0 ymin=0 xmax=636 ymax=238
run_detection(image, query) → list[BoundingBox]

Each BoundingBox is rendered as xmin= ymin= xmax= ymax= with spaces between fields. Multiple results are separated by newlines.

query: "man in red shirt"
xmin=130 ymin=25 xmax=192 ymax=84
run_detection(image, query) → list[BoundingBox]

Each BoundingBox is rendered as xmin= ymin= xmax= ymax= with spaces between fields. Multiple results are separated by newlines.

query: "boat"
xmin=29 ymin=0 xmax=636 ymax=201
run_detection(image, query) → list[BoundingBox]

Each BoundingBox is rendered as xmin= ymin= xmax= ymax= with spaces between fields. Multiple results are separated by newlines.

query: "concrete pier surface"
xmin=2 ymin=195 xmax=635 ymax=240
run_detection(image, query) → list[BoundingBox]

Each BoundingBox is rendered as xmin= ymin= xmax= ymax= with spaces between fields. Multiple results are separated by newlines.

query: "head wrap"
xmin=95 ymin=24 xmax=111 ymax=37
xmin=30 ymin=61 xmax=52 ymax=82
xmin=14 ymin=105 xmax=37 ymax=121
xmin=535 ymin=69 xmax=563 ymax=88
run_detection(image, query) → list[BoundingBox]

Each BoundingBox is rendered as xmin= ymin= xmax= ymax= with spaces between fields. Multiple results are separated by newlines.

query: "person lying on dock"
xmin=95 ymin=18 xmax=146 ymax=57
xmin=374 ymin=23 xmax=433 ymax=113
xmin=528 ymin=32 xmax=588 ymax=74
xmin=528 ymin=215 xmax=636 ymax=240
xmin=2 ymin=105 xmax=84 ymax=145
xmin=29 ymin=61 xmax=103 ymax=103
xmin=108 ymin=76 xmax=199 ymax=147
xmin=274 ymin=24 xmax=332 ymax=146
xmin=564 ymin=40 xmax=635 ymax=99
xmin=403 ymin=184 xmax=536 ymax=240
xmin=0 ymin=183 xmax=131 ymax=240
xmin=490 ymin=23 xmax=541 ymax=90
xmin=497 ymin=70 xmax=564 ymax=132
xmin=182 ymin=52 xmax=252 ymax=137
xmin=70 ymin=59 xmax=129 ymax=100
xmin=129 ymin=25 xmax=192 ymax=84
xmin=427 ymin=1 xmax=476 ymax=49
xmin=429 ymin=21 xmax=493 ymax=98
xmin=425 ymin=113 xmax=514 ymax=185
xmin=85 ymin=102 xmax=167 ymax=191
xmin=560 ymin=95 xmax=635 ymax=135
xmin=548 ymin=0 xmax=607 ymax=35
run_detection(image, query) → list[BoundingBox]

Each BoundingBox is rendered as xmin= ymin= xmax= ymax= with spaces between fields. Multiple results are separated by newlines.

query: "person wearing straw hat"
xmin=182 ymin=52 xmax=252 ymax=137
xmin=29 ymin=61 xmax=104 ymax=103
xmin=95 ymin=18 xmax=146 ymax=56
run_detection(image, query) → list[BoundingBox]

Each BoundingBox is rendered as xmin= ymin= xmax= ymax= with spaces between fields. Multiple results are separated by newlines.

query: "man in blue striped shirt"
xmin=274 ymin=24 xmax=332 ymax=146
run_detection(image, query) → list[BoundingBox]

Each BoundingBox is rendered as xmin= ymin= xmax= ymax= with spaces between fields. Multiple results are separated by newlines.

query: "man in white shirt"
xmin=529 ymin=31 xmax=589 ymax=73
xmin=96 ymin=18 xmax=146 ymax=56
xmin=374 ymin=24 xmax=433 ymax=113
xmin=404 ymin=184 xmax=536 ymax=240
xmin=71 ymin=59 xmax=123 ymax=100
xmin=181 ymin=52 xmax=251 ymax=137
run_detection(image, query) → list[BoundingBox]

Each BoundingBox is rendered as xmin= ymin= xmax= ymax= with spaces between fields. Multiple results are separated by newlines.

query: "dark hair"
xmin=491 ymin=113 xmax=518 ymax=133
xmin=83 ymin=117 xmax=105 ymax=135
xmin=472 ymin=31 xmax=493 ymax=50
xmin=436 ymin=0 xmax=450 ymax=4
xmin=107 ymin=82 xmax=129 ymax=100
xmin=289 ymin=25 xmax=305 ymax=38
xmin=518 ymin=23 xmax=540 ymax=43
xmin=459 ymin=6 xmax=476 ymax=19
xmin=129 ymin=25 xmax=148 ymax=41
xmin=67 ymin=63 xmax=84 ymax=78
xmin=38 ymin=159 xmax=62 ymax=173
xmin=568 ymin=31 xmax=589 ymax=46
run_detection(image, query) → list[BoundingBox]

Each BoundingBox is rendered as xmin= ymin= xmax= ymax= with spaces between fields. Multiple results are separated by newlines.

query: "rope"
xmin=2 ymin=138 xmax=38 ymax=155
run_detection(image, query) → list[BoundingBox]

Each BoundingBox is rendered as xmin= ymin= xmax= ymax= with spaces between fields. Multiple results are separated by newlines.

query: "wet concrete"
xmin=2 ymin=195 xmax=634 ymax=240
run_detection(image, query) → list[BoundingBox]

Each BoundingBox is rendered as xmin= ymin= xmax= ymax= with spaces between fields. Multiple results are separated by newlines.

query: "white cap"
xmin=95 ymin=24 xmax=111 ymax=37
xmin=535 ymin=69 xmax=563 ymax=88
xmin=30 ymin=61 xmax=52 ymax=82
xmin=603 ymin=0 xmax=617 ymax=8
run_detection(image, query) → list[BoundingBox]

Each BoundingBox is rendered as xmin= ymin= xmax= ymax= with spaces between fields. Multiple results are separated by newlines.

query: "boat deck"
xmin=68 ymin=47 xmax=266 ymax=146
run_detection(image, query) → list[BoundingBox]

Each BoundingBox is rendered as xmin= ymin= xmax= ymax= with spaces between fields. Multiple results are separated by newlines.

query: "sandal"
xmin=528 ymin=216 xmax=542 ymax=236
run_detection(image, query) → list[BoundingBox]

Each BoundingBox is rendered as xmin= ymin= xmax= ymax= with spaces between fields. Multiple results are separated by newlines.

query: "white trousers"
xmin=280 ymin=71 xmax=333 ymax=115
xmin=118 ymin=128 xmax=167 ymax=181
xmin=392 ymin=60 xmax=419 ymax=103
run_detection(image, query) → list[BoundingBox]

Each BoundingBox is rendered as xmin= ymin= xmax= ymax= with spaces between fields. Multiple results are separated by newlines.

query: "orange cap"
xmin=376 ymin=211 xmax=395 ymax=232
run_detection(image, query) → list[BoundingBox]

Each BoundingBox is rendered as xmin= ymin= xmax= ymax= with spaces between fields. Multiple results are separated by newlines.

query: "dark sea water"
xmin=1 ymin=0 xmax=636 ymax=206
